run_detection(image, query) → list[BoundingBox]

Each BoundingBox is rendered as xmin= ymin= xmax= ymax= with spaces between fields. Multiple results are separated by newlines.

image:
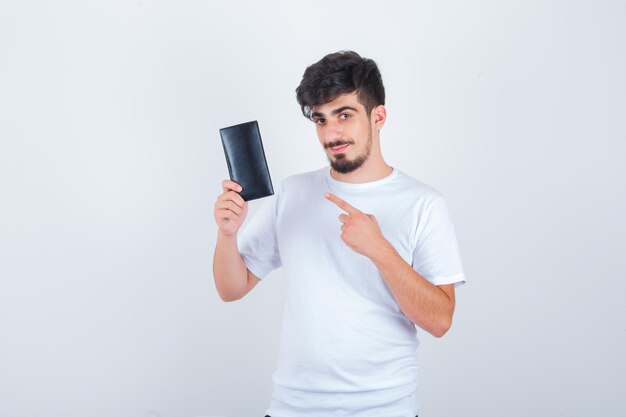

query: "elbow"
xmin=431 ymin=315 xmax=453 ymax=338
xmin=431 ymin=324 xmax=450 ymax=338
xmin=216 ymin=287 xmax=243 ymax=302
xmin=412 ymin=315 xmax=452 ymax=338
xmin=218 ymin=292 xmax=240 ymax=302
xmin=214 ymin=278 xmax=243 ymax=303
xmin=431 ymin=298 xmax=456 ymax=338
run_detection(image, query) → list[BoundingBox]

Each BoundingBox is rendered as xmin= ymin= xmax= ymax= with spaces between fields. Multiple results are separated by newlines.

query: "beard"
xmin=327 ymin=129 xmax=373 ymax=174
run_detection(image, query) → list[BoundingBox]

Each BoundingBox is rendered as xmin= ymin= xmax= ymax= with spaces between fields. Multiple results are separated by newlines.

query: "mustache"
xmin=326 ymin=140 xmax=353 ymax=149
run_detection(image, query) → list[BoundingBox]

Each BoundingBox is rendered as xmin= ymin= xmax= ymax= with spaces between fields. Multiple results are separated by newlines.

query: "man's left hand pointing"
xmin=324 ymin=192 xmax=390 ymax=258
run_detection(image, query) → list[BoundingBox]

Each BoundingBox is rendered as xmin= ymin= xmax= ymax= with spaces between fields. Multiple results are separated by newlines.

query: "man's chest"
xmin=275 ymin=190 xmax=418 ymax=267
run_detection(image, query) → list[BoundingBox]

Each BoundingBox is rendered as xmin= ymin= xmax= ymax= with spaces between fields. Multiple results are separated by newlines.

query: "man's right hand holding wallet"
xmin=214 ymin=179 xmax=248 ymax=236
xmin=213 ymin=179 xmax=261 ymax=302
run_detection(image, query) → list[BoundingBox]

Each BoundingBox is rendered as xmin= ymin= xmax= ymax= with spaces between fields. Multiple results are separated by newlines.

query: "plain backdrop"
xmin=1 ymin=1 xmax=625 ymax=416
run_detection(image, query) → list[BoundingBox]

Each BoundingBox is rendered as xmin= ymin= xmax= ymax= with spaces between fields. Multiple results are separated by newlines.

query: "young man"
xmin=213 ymin=50 xmax=466 ymax=417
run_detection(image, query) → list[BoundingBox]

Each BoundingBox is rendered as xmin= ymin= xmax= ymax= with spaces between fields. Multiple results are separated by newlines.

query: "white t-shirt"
xmin=237 ymin=166 xmax=466 ymax=417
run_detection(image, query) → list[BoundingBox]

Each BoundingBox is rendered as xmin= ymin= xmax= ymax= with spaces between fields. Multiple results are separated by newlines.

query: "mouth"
xmin=330 ymin=144 xmax=349 ymax=154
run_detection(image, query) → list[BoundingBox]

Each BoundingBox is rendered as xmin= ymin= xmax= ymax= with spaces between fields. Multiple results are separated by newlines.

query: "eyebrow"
xmin=311 ymin=105 xmax=359 ymax=119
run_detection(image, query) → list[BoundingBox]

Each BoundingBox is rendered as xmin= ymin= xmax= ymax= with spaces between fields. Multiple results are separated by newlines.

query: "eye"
xmin=314 ymin=118 xmax=326 ymax=125
xmin=339 ymin=113 xmax=351 ymax=120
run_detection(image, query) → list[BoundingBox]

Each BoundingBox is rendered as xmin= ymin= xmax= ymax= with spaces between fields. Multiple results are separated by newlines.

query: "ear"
xmin=371 ymin=104 xmax=387 ymax=132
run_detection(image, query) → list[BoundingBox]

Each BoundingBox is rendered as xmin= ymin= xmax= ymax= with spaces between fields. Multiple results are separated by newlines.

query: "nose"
xmin=324 ymin=119 xmax=344 ymax=144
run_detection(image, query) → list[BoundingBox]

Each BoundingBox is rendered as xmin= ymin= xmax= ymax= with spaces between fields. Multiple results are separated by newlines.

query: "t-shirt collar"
xmin=325 ymin=166 xmax=398 ymax=190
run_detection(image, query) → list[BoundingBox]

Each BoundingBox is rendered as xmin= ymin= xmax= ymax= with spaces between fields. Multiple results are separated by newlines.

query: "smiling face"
xmin=310 ymin=92 xmax=375 ymax=174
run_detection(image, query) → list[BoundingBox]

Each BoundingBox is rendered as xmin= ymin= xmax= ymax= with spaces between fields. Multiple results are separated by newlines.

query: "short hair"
xmin=295 ymin=50 xmax=385 ymax=120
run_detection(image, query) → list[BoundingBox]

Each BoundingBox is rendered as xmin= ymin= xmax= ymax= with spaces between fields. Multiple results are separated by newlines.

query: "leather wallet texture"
xmin=219 ymin=120 xmax=274 ymax=201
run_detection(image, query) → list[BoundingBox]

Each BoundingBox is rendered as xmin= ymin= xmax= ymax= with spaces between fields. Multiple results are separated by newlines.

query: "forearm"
xmin=213 ymin=230 xmax=248 ymax=301
xmin=370 ymin=241 xmax=455 ymax=337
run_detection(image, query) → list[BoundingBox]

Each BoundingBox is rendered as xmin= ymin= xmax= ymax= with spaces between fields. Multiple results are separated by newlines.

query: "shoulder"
xmin=392 ymin=168 xmax=446 ymax=206
xmin=279 ymin=166 xmax=327 ymax=192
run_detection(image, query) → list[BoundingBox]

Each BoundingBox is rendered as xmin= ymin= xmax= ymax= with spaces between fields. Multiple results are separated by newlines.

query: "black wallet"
xmin=219 ymin=120 xmax=274 ymax=201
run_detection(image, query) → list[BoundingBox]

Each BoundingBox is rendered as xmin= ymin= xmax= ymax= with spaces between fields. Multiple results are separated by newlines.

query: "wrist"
xmin=217 ymin=229 xmax=237 ymax=241
xmin=368 ymin=238 xmax=397 ymax=266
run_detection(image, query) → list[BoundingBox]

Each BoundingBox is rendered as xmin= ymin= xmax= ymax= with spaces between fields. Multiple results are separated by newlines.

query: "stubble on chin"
xmin=328 ymin=150 xmax=369 ymax=174
xmin=328 ymin=131 xmax=372 ymax=174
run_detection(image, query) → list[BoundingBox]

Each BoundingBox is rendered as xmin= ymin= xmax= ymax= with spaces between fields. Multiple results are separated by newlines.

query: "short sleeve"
xmin=237 ymin=191 xmax=282 ymax=280
xmin=412 ymin=196 xmax=466 ymax=287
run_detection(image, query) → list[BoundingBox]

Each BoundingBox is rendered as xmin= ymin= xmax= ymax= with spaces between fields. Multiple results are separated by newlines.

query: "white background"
xmin=1 ymin=1 xmax=625 ymax=416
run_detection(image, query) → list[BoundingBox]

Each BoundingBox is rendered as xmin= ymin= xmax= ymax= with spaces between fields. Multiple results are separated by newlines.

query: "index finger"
xmin=324 ymin=192 xmax=360 ymax=214
xmin=222 ymin=179 xmax=243 ymax=193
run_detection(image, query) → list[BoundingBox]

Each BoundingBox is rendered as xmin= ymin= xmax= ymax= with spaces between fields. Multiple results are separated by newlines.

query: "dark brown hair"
xmin=296 ymin=50 xmax=386 ymax=120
